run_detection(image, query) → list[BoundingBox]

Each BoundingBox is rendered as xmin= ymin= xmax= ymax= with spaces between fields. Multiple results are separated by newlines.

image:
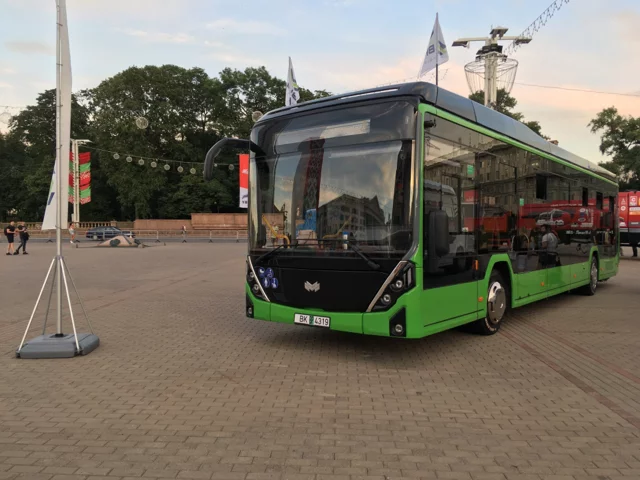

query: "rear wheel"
xmin=472 ymin=270 xmax=508 ymax=335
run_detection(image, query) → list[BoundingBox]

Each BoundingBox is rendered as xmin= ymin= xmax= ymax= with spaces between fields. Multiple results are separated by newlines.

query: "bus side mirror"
xmin=428 ymin=210 xmax=450 ymax=258
xmin=204 ymin=138 xmax=270 ymax=181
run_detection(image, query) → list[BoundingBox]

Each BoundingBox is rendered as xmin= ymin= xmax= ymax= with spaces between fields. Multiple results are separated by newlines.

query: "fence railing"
xmin=19 ymin=229 xmax=248 ymax=242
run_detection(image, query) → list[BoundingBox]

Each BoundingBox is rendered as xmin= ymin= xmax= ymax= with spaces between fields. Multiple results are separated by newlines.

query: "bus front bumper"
xmin=245 ymin=284 xmax=420 ymax=338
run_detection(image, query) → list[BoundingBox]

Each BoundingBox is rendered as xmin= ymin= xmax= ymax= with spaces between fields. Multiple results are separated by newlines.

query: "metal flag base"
xmin=17 ymin=333 xmax=99 ymax=359
xmin=16 ymin=255 xmax=99 ymax=359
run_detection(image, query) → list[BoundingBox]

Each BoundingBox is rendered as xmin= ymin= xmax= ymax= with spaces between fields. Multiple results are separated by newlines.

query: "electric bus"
xmin=203 ymin=82 xmax=619 ymax=338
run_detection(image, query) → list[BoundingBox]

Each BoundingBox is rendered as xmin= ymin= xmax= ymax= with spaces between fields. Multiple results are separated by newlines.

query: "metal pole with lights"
xmin=452 ymin=27 xmax=531 ymax=109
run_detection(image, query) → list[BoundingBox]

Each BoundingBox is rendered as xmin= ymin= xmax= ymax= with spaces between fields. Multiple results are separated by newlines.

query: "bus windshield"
xmin=248 ymin=100 xmax=417 ymax=258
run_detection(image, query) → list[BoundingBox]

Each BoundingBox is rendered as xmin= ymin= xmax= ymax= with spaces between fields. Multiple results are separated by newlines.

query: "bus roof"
xmin=259 ymin=81 xmax=616 ymax=182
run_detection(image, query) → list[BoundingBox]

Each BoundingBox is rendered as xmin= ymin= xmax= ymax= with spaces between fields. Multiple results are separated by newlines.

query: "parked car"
xmin=85 ymin=226 xmax=135 ymax=241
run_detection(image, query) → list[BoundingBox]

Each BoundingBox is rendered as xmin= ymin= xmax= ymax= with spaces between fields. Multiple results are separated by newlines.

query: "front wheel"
xmin=472 ymin=270 xmax=509 ymax=335
xmin=578 ymin=256 xmax=598 ymax=296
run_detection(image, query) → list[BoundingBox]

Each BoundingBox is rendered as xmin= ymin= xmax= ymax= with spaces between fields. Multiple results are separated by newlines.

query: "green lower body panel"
xmin=246 ymin=252 xmax=619 ymax=339
xmin=245 ymin=283 xmax=428 ymax=338
xmin=515 ymin=269 xmax=547 ymax=299
xmin=599 ymin=255 xmax=619 ymax=279
xmin=420 ymin=281 xmax=481 ymax=336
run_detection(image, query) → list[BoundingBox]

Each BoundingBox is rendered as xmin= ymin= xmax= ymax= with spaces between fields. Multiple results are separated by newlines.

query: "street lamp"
xmin=452 ymin=27 xmax=531 ymax=109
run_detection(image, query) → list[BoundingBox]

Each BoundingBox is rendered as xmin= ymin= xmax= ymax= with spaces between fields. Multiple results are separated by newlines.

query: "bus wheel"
xmin=474 ymin=270 xmax=508 ymax=335
xmin=578 ymin=256 xmax=598 ymax=296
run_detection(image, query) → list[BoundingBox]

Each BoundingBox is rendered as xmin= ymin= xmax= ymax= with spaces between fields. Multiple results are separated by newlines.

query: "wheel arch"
xmin=482 ymin=254 xmax=515 ymax=309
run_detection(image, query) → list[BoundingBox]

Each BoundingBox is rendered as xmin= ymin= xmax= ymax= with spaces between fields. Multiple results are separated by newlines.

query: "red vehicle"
xmin=619 ymin=191 xmax=640 ymax=250
xmin=518 ymin=200 xmax=599 ymax=233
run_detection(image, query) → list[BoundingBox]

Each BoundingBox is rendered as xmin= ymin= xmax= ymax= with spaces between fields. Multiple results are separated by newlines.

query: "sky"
xmin=1 ymin=0 xmax=639 ymax=165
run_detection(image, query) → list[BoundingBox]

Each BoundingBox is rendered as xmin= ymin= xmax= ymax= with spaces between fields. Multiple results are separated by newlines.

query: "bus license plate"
xmin=294 ymin=314 xmax=330 ymax=328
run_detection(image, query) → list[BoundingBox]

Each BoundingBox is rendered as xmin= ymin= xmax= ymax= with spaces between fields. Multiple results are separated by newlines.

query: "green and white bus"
xmin=204 ymin=82 xmax=619 ymax=338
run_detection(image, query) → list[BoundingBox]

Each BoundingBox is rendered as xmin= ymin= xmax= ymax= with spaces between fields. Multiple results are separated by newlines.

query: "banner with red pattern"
xmin=68 ymin=151 xmax=91 ymax=204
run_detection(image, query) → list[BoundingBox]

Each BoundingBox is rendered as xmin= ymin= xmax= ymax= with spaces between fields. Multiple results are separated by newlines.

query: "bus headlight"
xmin=247 ymin=260 xmax=268 ymax=301
xmin=373 ymin=262 xmax=415 ymax=311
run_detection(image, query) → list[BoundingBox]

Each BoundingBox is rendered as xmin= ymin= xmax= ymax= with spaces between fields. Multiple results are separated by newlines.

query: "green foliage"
xmin=2 ymin=65 xmax=331 ymax=221
xmin=589 ymin=107 xmax=640 ymax=189
xmin=1 ymin=90 xmax=92 ymax=222
xmin=469 ymin=88 xmax=548 ymax=138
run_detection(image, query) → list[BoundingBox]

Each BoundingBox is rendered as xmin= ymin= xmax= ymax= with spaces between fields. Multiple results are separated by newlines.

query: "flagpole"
xmin=435 ymin=13 xmax=439 ymax=86
xmin=55 ymin=0 xmax=63 ymax=336
xmin=16 ymin=0 xmax=99 ymax=359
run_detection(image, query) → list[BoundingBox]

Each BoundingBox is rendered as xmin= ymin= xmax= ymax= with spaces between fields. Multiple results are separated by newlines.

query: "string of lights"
xmin=84 ymin=145 xmax=209 ymax=174
xmin=0 ymin=105 xmax=25 ymax=124
xmin=504 ymin=0 xmax=571 ymax=56
xmin=512 ymin=82 xmax=640 ymax=97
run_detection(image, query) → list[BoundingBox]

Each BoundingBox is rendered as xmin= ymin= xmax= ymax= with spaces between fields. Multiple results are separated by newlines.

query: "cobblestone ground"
xmin=0 ymin=243 xmax=638 ymax=480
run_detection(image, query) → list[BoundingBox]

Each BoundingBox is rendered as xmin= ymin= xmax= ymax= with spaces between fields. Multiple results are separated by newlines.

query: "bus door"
xmin=423 ymin=170 xmax=479 ymax=326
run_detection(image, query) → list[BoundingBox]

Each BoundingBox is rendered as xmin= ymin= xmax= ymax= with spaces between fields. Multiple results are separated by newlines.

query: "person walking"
xmin=4 ymin=221 xmax=16 ymax=256
xmin=69 ymin=222 xmax=76 ymax=244
xmin=15 ymin=222 xmax=29 ymax=255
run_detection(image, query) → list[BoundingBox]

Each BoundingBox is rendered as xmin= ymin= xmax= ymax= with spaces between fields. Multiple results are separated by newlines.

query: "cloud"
xmin=206 ymin=18 xmax=285 ymax=36
xmin=0 ymin=83 xmax=14 ymax=89
xmin=6 ymin=0 xmax=190 ymax=21
xmin=0 ymin=66 xmax=17 ymax=75
xmin=613 ymin=10 xmax=640 ymax=44
xmin=301 ymin=54 xmax=449 ymax=94
xmin=118 ymin=29 xmax=227 ymax=48
xmin=5 ymin=41 xmax=53 ymax=55
xmin=204 ymin=40 xmax=225 ymax=48
xmin=323 ymin=0 xmax=359 ymax=5
xmin=120 ymin=29 xmax=196 ymax=44
xmin=209 ymin=51 xmax=263 ymax=65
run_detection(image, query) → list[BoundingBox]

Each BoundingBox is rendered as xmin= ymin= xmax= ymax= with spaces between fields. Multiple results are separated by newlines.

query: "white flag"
xmin=418 ymin=13 xmax=449 ymax=77
xmin=41 ymin=165 xmax=57 ymax=230
xmin=42 ymin=0 xmax=72 ymax=231
xmin=285 ymin=57 xmax=300 ymax=106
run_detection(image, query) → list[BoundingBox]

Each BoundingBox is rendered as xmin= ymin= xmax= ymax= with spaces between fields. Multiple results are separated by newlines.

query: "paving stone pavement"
xmin=0 ymin=243 xmax=638 ymax=480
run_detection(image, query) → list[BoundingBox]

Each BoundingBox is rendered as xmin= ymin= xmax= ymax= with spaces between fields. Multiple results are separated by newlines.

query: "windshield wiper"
xmin=347 ymin=241 xmax=381 ymax=270
xmin=254 ymin=242 xmax=300 ymax=264
xmin=321 ymin=239 xmax=380 ymax=270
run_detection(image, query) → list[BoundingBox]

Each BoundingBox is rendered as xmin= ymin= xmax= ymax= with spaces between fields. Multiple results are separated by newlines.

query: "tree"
xmin=218 ymin=66 xmax=330 ymax=139
xmin=1 ymin=90 xmax=95 ymax=221
xmin=83 ymin=65 xmax=225 ymax=219
xmin=3 ymin=64 xmax=332 ymax=221
xmin=589 ymin=107 xmax=640 ymax=190
xmin=0 ymin=132 xmax=21 ymax=222
xmin=157 ymin=174 xmax=233 ymax=218
xmin=469 ymin=88 xmax=547 ymax=138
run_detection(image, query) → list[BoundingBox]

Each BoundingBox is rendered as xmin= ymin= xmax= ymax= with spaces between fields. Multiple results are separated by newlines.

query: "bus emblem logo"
xmin=304 ymin=281 xmax=320 ymax=292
